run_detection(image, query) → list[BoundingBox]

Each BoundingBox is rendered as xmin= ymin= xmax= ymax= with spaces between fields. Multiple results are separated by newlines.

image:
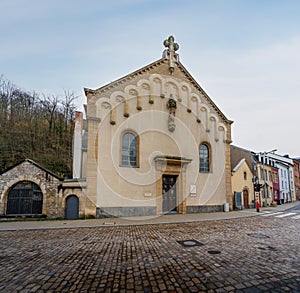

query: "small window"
xmin=243 ymin=172 xmax=247 ymax=180
xmin=121 ymin=132 xmax=138 ymax=167
xmin=199 ymin=144 xmax=209 ymax=173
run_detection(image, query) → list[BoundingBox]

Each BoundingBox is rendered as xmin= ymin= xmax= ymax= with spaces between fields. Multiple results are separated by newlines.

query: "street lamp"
xmin=262 ymin=149 xmax=277 ymax=207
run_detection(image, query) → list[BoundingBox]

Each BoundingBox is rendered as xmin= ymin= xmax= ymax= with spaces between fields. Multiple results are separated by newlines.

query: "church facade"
xmin=0 ymin=36 xmax=233 ymax=219
xmin=74 ymin=36 xmax=233 ymax=217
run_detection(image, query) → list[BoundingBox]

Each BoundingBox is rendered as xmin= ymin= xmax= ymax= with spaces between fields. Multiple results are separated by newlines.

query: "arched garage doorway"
xmin=6 ymin=181 xmax=43 ymax=216
xmin=65 ymin=195 xmax=79 ymax=220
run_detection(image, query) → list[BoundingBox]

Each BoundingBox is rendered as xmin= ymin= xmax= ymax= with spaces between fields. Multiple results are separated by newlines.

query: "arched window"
xmin=121 ymin=132 xmax=139 ymax=167
xmin=199 ymin=143 xmax=209 ymax=173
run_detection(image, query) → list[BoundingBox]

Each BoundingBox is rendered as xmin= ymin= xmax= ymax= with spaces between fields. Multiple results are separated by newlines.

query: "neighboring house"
xmin=231 ymin=158 xmax=254 ymax=209
xmin=293 ymin=159 xmax=300 ymax=201
xmin=271 ymin=167 xmax=280 ymax=204
xmin=230 ymin=145 xmax=257 ymax=208
xmin=74 ymin=36 xmax=234 ymax=217
xmin=255 ymin=153 xmax=295 ymax=204
xmin=255 ymin=158 xmax=274 ymax=207
xmin=266 ymin=153 xmax=295 ymax=203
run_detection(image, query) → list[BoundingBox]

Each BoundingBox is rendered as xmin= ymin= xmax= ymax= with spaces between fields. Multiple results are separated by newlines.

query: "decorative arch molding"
xmin=96 ymin=98 xmax=116 ymax=125
xmin=179 ymin=82 xmax=191 ymax=110
xmin=137 ymin=79 xmax=152 ymax=104
xmin=163 ymin=78 xmax=180 ymax=101
xmin=91 ymin=74 xmax=230 ymax=134
xmin=112 ymin=91 xmax=129 ymax=118
xmin=190 ymin=94 xmax=202 ymax=122
xmin=149 ymin=74 xmax=164 ymax=99
xmin=209 ymin=114 xmax=219 ymax=142
xmin=218 ymin=123 xmax=227 ymax=143
xmin=111 ymin=91 xmax=125 ymax=102
xmin=200 ymin=105 xmax=210 ymax=132
xmin=124 ymin=85 xmax=141 ymax=110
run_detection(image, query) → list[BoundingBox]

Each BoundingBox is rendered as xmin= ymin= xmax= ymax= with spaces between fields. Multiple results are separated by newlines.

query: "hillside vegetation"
xmin=0 ymin=76 xmax=77 ymax=177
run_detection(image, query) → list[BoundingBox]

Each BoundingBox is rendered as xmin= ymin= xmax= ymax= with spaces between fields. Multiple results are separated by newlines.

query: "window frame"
xmin=120 ymin=131 xmax=139 ymax=168
xmin=199 ymin=143 xmax=210 ymax=173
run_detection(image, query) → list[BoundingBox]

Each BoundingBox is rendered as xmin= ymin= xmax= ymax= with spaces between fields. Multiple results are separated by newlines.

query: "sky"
xmin=1 ymin=0 xmax=300 ymax=157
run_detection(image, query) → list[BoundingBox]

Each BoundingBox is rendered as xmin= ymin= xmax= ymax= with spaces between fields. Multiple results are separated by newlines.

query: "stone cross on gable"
xmin=163 ymin=35 xmax=179 ymax=52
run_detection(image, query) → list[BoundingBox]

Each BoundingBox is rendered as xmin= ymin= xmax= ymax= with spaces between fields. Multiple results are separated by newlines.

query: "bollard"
xmin=256 ymin=200 xmax=260 ymax=212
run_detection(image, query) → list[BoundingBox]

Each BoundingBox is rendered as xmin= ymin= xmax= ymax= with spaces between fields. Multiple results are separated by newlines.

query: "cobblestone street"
xmin=0 ymin=213 xmax=300 ymax=292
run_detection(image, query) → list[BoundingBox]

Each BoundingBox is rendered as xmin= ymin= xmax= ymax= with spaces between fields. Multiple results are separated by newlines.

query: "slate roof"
xmin=230 ymin=145 xmax=257 ymax=173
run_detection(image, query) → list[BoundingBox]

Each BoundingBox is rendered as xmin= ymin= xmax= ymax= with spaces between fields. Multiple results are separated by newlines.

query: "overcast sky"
xmin=1 ymin=0 xmax=299 ymax=157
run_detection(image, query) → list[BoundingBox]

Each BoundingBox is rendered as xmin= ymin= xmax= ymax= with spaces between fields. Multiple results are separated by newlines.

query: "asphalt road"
xmin=0 ymin=211 xmax=299 ymax=292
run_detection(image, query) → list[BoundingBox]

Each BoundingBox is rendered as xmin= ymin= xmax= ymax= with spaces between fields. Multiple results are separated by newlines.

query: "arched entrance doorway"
xmin=6 ymin=181 xmax=43 ymax=216
xmin=243 ymin=188 xmax=249 ymax=209
xmin=65 ymin=195 xmax=79 ymax=220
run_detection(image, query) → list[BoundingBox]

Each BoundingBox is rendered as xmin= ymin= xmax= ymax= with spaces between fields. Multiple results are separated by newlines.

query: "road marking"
xmin=275 ymin=212 xmax=297 ymax=218
xmin=261 ymin=212 xmax=284 ymax=217
xmin=291 ymin=214 xmax=300 ymax=219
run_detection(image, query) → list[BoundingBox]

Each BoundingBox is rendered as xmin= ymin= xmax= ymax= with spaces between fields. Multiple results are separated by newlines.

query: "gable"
xmin=230 ymin=145 xmax=256 ymax=173
xmin=232 ymin=158 xmax=252 ymax=174
xmin=0 ymin=159 xmax=63 ymax=180
xmin=84 ymin=37 xmax=233 ymax=137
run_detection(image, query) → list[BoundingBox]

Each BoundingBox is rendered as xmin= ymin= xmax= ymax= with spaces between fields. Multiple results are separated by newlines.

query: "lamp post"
xmin=262 ymin=149 xmax=277 ymax=207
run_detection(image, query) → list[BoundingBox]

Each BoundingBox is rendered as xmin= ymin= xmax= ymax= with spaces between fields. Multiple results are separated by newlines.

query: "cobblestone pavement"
xmin=0 ymin=215 xmax=299 ymax=292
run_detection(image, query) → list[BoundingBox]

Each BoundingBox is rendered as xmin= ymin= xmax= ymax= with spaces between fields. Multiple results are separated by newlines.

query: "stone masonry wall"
xmin=0 ymin=161 xmax=62 ymax=218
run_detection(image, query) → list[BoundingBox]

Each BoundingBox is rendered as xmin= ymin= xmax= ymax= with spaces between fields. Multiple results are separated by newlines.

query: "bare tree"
xmin=40 ymin=94 xmax=60 ymax=134
xmin=0 ymin=76 xmax=77 ymax=177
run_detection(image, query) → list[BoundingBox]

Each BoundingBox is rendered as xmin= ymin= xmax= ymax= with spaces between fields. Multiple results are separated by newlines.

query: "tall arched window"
xmin=121 ymin=132 xmax=139 ymax=167
xmin=199 ymin=143 xmax=210 ymax=173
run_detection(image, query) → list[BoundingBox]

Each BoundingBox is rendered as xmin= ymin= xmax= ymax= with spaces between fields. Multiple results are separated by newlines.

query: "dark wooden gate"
xmin=162 ymin=175 xmax=177 ymax=213
xmin=243 ymin=188 xmax=249 ymax=209
xmin=6 ymin=181 xmax=43 ymax=215
xmin=65 ymin=195 xmax=79 ymax=220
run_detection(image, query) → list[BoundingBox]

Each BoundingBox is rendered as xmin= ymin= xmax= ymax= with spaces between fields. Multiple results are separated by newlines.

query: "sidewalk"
xmin=0 ymin=201 xmax=299 ymax=231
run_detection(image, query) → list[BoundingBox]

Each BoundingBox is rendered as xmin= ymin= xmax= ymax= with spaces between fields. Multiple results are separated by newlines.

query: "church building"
xmin=74 ymin=36 xmax=233 ymax=218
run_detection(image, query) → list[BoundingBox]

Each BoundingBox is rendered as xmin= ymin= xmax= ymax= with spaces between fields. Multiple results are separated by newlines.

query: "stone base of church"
xmin=186 ymin=205 xmax=224 ymax=213
xmin=96 ymin=205 xmax=225 ymax=218
xmin=96 ymin=206 xmax=157 ymax=218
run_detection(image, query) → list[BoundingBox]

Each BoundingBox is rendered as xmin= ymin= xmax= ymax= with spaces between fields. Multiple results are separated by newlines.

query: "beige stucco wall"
xmin=85 ymin=69 xmax=232 ymax=214
xmin=257 ymin=163 xmax=274 ymax=206
xmin=231 ymin=159 xmax=254 ymax=207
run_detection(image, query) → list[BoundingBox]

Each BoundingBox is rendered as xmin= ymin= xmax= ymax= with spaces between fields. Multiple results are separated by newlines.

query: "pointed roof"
xmin=0 ymin=159 xmax=63 ymax=180
xmin=84 ymin=36 xmax=233 ymax=125
xmin=230 ymin=145 xmax=257 ymax=173
xmin=232 ymin=158 xmax=252 ymax=173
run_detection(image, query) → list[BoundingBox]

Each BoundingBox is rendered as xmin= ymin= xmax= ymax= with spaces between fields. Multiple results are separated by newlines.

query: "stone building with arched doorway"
xmin=0 ymin=159 xmax=91 ymax=219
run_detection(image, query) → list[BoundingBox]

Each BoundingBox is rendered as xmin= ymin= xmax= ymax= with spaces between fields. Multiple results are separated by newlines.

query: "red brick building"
xmin=293 ymin=159 xmax=300 ymax=201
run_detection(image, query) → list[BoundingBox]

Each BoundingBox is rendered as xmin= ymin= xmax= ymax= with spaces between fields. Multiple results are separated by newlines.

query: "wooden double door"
xmin=162 ymin=175 xmax=178 ymax=213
